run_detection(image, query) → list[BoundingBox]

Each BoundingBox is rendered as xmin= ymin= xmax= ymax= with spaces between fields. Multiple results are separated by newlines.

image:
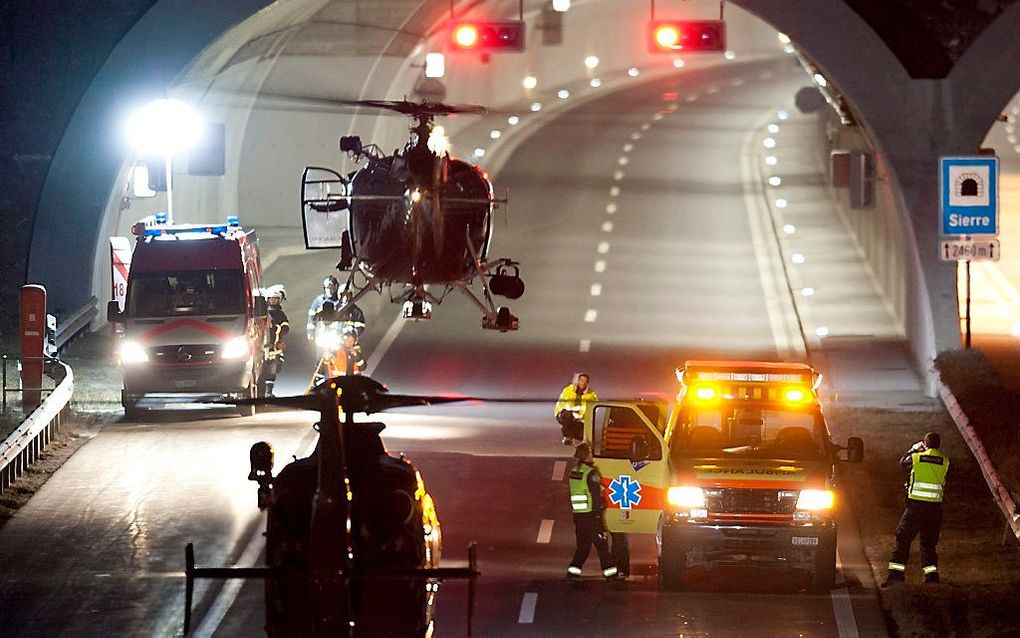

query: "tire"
xmin=658 ymin=541 xmax=686 ymax=590
xmin=811 ymin=538 xmax=837 ymax=592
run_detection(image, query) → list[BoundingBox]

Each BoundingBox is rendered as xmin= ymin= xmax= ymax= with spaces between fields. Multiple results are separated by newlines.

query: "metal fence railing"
xmin=1 ymin=355 xmax=57 ymax=413
xmin=0 ymin=360 xmax=73 ymax=494
xmin=55 ymin=295 xmax=98 ymax=352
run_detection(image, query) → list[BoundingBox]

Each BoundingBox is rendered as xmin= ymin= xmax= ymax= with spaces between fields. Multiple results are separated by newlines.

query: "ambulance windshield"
xmin=127 ymin=270 xmax=244 ymax=317
xmin=676 ymin=405 xmax=825 ymax=460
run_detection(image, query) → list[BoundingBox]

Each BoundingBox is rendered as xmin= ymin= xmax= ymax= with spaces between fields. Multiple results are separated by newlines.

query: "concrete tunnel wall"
xmin=32 ymin=0 xmax=1018 ymax=390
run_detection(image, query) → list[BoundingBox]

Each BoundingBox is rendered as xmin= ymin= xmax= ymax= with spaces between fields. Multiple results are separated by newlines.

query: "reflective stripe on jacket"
xmin=568 ymin=464 xmax=597 ymax=513
xmin=907 ymin=448 xmax=948 ymax=502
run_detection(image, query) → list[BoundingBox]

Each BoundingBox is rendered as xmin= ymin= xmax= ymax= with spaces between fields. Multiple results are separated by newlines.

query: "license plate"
xmin=792 ymin=536 xmax=819 ymax=546
xmin=174 ymin=379 xmax=198 ymax=388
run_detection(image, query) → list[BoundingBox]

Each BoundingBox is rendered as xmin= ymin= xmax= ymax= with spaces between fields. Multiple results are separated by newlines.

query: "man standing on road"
xmin=555 ymin=373 xmax=597 ymax=445
xmin=883 ymin=431 xmax=949 ymax=586
xmin=567 ymin=443 xmax=620 ymax=581
xmin=261 ymin=285 xmax=289 ymax=397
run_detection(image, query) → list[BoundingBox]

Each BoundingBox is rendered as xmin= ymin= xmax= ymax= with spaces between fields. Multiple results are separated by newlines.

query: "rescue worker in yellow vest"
xmin=883 ymin=432 xmax=949 ymax=586
xmin=567 ymin=443 xmax=621 ymax=581
xmin=555 ymin=373 xmax=597 ymax=445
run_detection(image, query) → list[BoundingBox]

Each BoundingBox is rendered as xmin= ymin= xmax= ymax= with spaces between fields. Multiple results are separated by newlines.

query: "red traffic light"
xmin=449 ymin=20 xmax=526 ymax=52
xmin=648 ymin=20 xmax=726 ymax=53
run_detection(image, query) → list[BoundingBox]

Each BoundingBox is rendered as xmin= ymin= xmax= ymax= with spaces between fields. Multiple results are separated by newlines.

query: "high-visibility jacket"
xmin=907 ymin=448 xmax=949 ymax=502
xmin=555 ymin=385 xmax=598 ymax=419
xmin=569 ymin=463 xmax=601 ymax=514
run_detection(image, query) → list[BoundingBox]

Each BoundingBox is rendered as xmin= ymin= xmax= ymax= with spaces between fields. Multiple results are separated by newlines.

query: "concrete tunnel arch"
xmin=27 ymin=0 xmax=1020 ymax=390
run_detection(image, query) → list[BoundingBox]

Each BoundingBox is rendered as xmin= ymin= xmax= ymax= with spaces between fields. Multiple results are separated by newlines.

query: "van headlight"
xmin=796 ymin=489 xmax=834 ymax=511
xmin=667 ymin=486 xmax=705 ymax=508
xmin=221 ymin=336 xmax=249 ymax=360
xmin=119 ymin=340 xmax=149 ymax=364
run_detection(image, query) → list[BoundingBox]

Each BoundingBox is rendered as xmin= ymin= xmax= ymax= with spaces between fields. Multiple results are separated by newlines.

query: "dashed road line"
xmin=594 ymin=260 xmax=606 ymax=273
xmin=609 ymin=186 xmax=620 ymax=197
xmin=597 ymin=241 xmax=610 ymax=254
xmin=552 ymin=460 xmax=567 ymax=480
xmin=590 ymin=283 xmax=602 ymax=296
xmin=601 ymin=221 xmax=614 ymax=233
xmin=622 ymin=143 xmax=633 ymax=153
xmin=630 ymin=132 xmax=642 ymax=140
xmin=831 ymin=552 xmax=860 ymax=637
xmin=579 ymin=339 xmax=591 ymax=353
xmin=617 ymin=156 xmax=629 ymax=165
xmin=640 ymin=122 xmax=651 ymax=131
xmin=518 ymin=592 xmax=538 ymax=624
xmin=536 ymin=519 xmax=555 ymax=544
xmin=613 ymin=170 xmax=625 ymax=181
xmin=584 ymin=309 xmax=598 ymax=323
xmin=606 ymin=203 xmax=617 ymax=214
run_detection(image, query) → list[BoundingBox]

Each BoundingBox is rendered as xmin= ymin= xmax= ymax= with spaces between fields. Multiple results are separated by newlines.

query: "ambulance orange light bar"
xmin=692 ymin=385 xmax=719 ymax=402
xmin=782 ymin=387 xmax=809 ymax=404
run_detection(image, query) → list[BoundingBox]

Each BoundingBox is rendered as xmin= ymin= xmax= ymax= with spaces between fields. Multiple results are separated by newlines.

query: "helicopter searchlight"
xmin=300 ymin=100 xmax=524 ymax=333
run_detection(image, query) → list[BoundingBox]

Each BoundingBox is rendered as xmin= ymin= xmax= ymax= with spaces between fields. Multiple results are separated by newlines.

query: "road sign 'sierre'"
xmin=940 ymin=156 xmax=999 ymax=237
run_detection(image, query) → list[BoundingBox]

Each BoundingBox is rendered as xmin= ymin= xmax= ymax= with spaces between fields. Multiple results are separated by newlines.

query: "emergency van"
xmin=107 ymin=215 xmax=267 ymax=417
xmin=581 ymin=361 xmax=863 ymax=591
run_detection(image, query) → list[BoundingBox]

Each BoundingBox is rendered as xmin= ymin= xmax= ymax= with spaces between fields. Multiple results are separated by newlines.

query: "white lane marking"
xmin=518 ymin=592 xmax=538 ymax=624
xmin=613 ymin=170 xmax=625 ymax=181
xmin=584 ymin=309 xmax=598 ymax=322
xmin=196 ymin=434 xmax=318 ymax=636
xmin=579 ymin=339 xmax=591 ymax=352
xmin=731 ymin=78 xmax=745 ymax=87
xmin=364 ymin=307 xmax=408 ymax=374
xmin=707 ymin=85 xmax=720 ymax=94
xmin=617 ymin=156 xmax=629 ymax=166
xmin=590 ymin=283 xmax=602 ymax=296
xmin=594 ymin=260 xmax=606 ymax=273
xmin=537 ymin=519 xmax=555 ymax=543
xmin=609 ymin=186 xmax=620 ymax=197
xmin=597 ymin=241 xmax=610 ymax=254
xmin=601 ymin=221 xmax=614 ymax=233
xmin=622 ymin=143 xmax=633 ymax=153
xmin=630 ymin=132 xmax=642 ymax=140
xmin=831 ymin=552 xmax=860 ymax=638
xmin=685 ymin=94 xmax=698 ymax=102
xmin=653 ymin=113 xmax=664 ymax=121
xmin=606 ymin=203 xmax=618 ymax=214
xmin=640 ymin=122 xmax=651 ymax=131
xmin=740 ymin=110 xmax=803 ymax=359
xmin=552 ymin=460 xmax=567 ymax=480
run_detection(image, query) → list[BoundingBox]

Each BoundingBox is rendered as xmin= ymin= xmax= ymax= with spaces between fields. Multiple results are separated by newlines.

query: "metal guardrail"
xmin=55 ymin=295 xmax=98 ymax=351
xmin=937 ymin=373 xmax=1020 ymax=544
xmin=0 ymin=361 xmax=73 ymax=494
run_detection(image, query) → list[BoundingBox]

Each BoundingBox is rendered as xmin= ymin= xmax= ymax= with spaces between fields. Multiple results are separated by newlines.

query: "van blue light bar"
xmin=144 ymin=223 xmax=230 ymax=237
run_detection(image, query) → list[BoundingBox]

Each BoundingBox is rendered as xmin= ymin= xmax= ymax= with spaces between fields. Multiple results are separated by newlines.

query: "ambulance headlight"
xmin=667 ymin=486 xmax=705 ymax=509
xmin=796 ymin=489 xmax=834 ymax=511
xmin=221 ymin=336 xmax=249 ymax=360
xmin=119 ymin=340 xmax=149 ymax=364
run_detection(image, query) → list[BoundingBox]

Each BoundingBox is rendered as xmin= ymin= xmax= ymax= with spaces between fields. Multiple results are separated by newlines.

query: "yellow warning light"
xmin=692 ymin=385 xmax=719 ymax=402
xmin=782 ymin=387 xmax=808 ymax=404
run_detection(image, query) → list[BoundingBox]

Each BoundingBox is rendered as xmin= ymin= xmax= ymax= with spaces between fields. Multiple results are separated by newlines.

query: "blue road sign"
xmin=940 ymin=156 xmax=999 ymax=237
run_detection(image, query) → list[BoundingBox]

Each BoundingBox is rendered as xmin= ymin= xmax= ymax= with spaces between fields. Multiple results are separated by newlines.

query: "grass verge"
xmin=829 ymin=406 xmax=1020 ymax=637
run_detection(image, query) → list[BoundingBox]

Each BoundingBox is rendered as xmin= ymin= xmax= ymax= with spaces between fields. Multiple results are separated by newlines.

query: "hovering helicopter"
xmin=300 ymin=99 xmax=525 ymax=332
xmin=184 ymin=375 xmax=481 ymax=637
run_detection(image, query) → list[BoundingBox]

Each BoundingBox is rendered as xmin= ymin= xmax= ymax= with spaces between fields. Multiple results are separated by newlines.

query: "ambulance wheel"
xmin=811 ymin=538 xmax=837 ymax=592
xmin=237 ymin=381 xmax=257 ymax=417
xmin=658 ymin=543 xmax=686 ymax=590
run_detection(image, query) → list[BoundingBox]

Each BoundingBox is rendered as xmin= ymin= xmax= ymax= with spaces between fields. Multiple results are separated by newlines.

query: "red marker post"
xmin=20 ymin=285 xmax=46 ymax=414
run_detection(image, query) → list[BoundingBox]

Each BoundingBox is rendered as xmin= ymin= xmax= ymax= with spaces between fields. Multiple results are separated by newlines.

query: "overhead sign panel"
xmin=940 ymin=156 xmax=998 ymax=236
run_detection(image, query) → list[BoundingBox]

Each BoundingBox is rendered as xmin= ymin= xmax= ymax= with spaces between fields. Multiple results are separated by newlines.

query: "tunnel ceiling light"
xmin=802 ymin=287 xmax=815 ymax=296
xmin=553 ymin=0 xmax=571 ymax=11
xmin=530 ymin=102 xmax=542 ymax=112
xmin=777 ymin=109 xmax=789 ymax=120
xmin=816 ymin=326 xmax=830 ymax=337
xmin=783 ymin=223 xmax=796 ymax=234
xmin=590 ymin=78 xmax=602 ymax=88
xmin=765 ymin=155 xmax=778 ymax=166
xmin=628 ymin=67 xmax=640 ymax=77
xmin=584 ymin=55 xmax=599 ymax=69
xmin=724 ymin=51 xmax=736 ymax=60
xmin=473 ymin=147 xmax=486 ymax=158
xmin=557 ymin=89 xmax=570 ymax=99
xmin=769 ymin=176 xmax=782 ymax=186
xmin=490 ymin=129 xmax=502 ymax=139
xmin=768 ymin=123 xmax=780 ymax=133
xmin=673 ymin=58 xmax=685 ymax=68
xmin=523 ymin=75 xmax=538 ymax=89
xmin=508 ymin=115 xmax=520 ymax=125
xmin=792 ymin=253 xmax=805 ymax=264
xmin=775 ymin=198 xmax=788 ymax=208
xmin=424 ymin=52 xmax=445 ymax=78
xmin=777 ymin=33 xmax=791 ymax=45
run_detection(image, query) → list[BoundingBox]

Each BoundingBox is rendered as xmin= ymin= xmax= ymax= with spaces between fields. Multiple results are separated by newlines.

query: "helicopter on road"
xmin=300 ymin=100 xmax=525 ymax=332
xmin=184 ymin=375 xmax=481 ymax=636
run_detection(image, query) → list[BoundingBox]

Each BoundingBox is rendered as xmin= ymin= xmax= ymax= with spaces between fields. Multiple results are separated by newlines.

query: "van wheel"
xmin=812 ymin=539 xmax=837 ymax=592
xmin=237 ymin=381 xmax=257 ymax=418
xmin=658 ymin=542 xmax=686 ymax=590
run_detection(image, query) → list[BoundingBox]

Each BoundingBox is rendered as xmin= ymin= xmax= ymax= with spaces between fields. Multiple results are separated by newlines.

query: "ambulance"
xmin=107 ymin=215 xmax=268 ymax=417
xmin=581 ymin=361 xmax=863 ymax=591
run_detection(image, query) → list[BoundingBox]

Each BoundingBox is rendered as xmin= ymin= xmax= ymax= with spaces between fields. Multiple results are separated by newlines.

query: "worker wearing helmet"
xmin=261 ymin=285 xmax=289 ymax=397
xmin=307 ymin=275 xmax=342 ymax=341
xmin=336 ymin=286 xmax=366 ymax=337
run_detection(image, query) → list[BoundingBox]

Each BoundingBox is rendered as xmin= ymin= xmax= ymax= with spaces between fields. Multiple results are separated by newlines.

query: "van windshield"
xmin=127 ymin=270 xmax=244 ymax=317
xmin=672 ymin=403 xmax=827 ymax=461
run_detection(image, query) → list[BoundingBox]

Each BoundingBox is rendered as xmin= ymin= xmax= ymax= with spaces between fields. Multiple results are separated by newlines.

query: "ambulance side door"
xmin=587 ymin=402 xmax=669 ymax=534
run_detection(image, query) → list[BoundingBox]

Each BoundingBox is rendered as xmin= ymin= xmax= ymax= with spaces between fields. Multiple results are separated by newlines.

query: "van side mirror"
xmin=254 ymin=296 xmax=268 ymax=318
xmin=846 ymin=437 xmax=864 ymax=463
xmin=628 ymin=437 xmax=650 ymax=463
xmin=107 ymin=299 xmax=123 ymax=323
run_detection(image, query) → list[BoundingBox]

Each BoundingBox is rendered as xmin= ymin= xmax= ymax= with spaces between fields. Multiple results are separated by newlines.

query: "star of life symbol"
xmin=608 ymin=475 xmax=642 ymax=510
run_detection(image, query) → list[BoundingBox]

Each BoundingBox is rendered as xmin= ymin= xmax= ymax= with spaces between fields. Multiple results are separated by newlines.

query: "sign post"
xmin=939 ymin=156 xmax=1000 ymax=348
xmin=19 ymin=285 xmax=47 ymax=414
